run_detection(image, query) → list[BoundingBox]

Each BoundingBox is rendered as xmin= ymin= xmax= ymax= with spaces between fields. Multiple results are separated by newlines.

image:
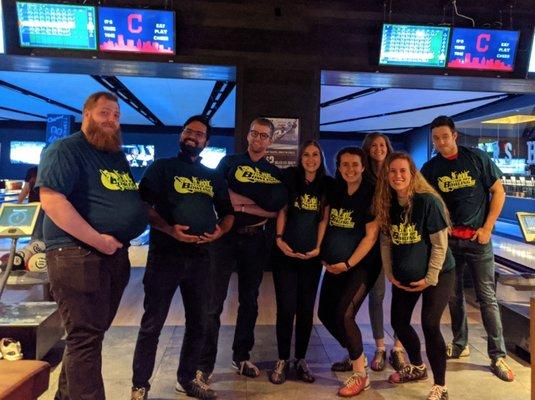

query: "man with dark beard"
xmin=36 ymin=91 xmax=148 ymax=400
xmin=130 ymin=116 xmax=234 ymax=400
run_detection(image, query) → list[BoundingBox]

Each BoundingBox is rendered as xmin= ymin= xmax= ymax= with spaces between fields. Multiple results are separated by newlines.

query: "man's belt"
xmin=236 ymin=224 xmax=266 ymax=235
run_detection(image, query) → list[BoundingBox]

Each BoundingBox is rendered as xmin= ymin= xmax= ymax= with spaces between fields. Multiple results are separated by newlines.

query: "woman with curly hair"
xmin=374 ymin=152 xmax=454 ymax=400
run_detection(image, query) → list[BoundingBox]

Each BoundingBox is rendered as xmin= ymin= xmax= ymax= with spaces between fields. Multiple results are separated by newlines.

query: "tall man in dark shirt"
xmin=37 ymin=91 xmax=148 ymax=400
xmin=421 ymin=115 xmax=514 ymax=382
xmin=130 ymin=116 xmax=234 ymax=400
xmin=198 ymin=118 xmax=288 ymax=379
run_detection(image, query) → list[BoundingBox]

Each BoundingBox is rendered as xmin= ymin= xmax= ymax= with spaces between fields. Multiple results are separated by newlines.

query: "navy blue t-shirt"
xmin=321 ymin=180 xmax=375 ymax=265
xmin=36 ymin=131 xmax=148 ymax=250
xmin=217 ymin=152 xmax=288 ymax=215
xmin=140 ymin=153 xmax=233 ymax=251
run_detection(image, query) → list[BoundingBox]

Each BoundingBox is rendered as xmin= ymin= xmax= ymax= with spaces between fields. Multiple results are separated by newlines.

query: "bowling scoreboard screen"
xmin=98 ymin=7 xmax=175 ymax=54
xmin=0 ymin=1 xmax=5 ymax=53
xmin=379 ymin=24 xmax=450 ymax=68
xmin=16 ymin=2 xmax=96 ymax=50
xmin=528 ymin=30 xmax=535 ymax=76
xmin=447 ymin=28 xmax=519 ymax=72
xmin=10 ymin=141 xmax=46 ymax=164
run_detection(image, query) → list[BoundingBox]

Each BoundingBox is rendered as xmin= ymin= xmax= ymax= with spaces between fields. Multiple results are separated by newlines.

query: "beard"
xmin=84 ymin=117 xmax=122 ymax=153
xmin=180 ymin=140 xmax=203 ymax=157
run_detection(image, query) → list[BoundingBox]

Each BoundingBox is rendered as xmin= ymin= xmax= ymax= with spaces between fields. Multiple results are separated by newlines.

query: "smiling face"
xmin=388 ymin=158 xmax=412 ymax=197
xmin=247 ymin=122 xmax=273 ymax=156
xmin=369 ymin=136 xmax=389 ymax=163
xmin=301 ymin=144 xmax=322 ymax=176
xmin=180 ymin=120 xmax=209 ymax=150
xmin=338 ymin=153 xmax=364 ymax=185
xmin=83 ymin=97 xmax=122 ymax=152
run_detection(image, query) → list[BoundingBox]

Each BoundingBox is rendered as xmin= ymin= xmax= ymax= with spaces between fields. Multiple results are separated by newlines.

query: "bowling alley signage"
xmin=98 ymin=7 xmax=175 ymax=54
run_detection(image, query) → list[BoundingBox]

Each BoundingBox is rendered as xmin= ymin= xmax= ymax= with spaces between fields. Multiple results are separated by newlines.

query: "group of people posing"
xmin=35 ymin=91 xmax=514 ymax=400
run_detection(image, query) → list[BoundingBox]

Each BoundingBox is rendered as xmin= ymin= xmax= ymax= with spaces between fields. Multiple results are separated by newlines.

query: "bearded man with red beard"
xmin=36 ymin=91 xmax=148 ymax=400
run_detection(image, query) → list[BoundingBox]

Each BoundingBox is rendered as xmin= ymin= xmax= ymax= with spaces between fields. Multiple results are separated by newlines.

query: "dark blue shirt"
xmin=36 ymin=131 xmax=148 ymax=250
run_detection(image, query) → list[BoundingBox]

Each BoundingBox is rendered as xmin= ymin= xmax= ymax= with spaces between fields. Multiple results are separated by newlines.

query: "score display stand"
xmin=517 ymin=212 xmax=535 ymax=243
xmin=0 ymin=203 xmax=63 ymax=359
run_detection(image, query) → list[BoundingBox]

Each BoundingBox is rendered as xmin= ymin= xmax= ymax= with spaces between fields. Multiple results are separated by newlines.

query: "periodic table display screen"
xmin=379 ymin=24 xmax=450 ymax=68
xmin=447 ymin=28 xmax=519 ymax=72
xmin=16 ymin=2 xmax=97 ymax=50
xmin=98 ymin=7 xmax=175 ymax=54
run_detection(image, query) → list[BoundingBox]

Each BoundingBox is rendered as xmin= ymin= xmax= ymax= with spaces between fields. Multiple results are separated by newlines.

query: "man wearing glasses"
xmin=131 ymin=116 xmax=234 ymax=400
xmin=198 ymin=117 xmax=288 ymax=380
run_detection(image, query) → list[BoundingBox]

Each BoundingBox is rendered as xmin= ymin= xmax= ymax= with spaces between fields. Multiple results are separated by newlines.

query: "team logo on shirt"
xmin=235 ymin=165 xmax=281 ymax=184
xmin=437 ymin=170 xmax=476 ymax=193
xmin=174 ymin=176 xmax=214 ymax=197
xmin=100 ymin=169 xmax=137 ymax=191
xmin=329 ymin=208 xmax=355 ymax=229
xmin=390 ymin=222 xmax=422 ymax=245
xmin=294 ymin=194 xmax=319 ymax=211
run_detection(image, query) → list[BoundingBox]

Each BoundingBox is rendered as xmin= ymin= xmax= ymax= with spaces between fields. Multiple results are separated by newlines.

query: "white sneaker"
xmin=0 ymin=338 xmax=23 ymax=361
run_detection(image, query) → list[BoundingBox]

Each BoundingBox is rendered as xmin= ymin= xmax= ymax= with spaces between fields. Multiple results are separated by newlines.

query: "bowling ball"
xmin=27 ymin=240 xmax=46 ymax=254
xmin=18 ymin=247 xmax=34 ymax=264
xmin=13 ymin=251 xmax=26 ymax=270
xmin=0 ymin=253 xmax=9 ymax=266
xmin=26 ymin=253 xmax=47 ymax=272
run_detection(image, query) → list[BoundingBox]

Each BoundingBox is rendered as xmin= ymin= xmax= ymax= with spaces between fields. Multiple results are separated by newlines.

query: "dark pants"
xmin=318 ymin=254 xmax=380 ymax=360
xmin=391 ymin=269 xmax=454 ymax=386
xmin=272 ymin=256 xmax=322 ymax=360
xmin=198 ymin=229 xmax=267 ymax=373
xmin=47 ymin=246 xmax=131 ymax=400
xmin=132 ymin=245 xmax=210 ymax=388
xmin=448 ymin=237 xmax=506 ymax=360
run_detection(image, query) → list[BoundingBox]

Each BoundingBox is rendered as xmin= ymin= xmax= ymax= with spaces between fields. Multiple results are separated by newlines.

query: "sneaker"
xmin=232 ymin=360 xmax=260 ymax=378
xmin=388 ymin=349 xmax=406 ymax=371
xmin=269 ymin=359 xmax=288 ymax=384
xmin=445 ymin=343 xmax=470 ymax=359
xmin=295 ymin=359 xmax=315 ymax=383
xmin=130 ymin=387 xmax=148 ymax=400
xmin=370 ymin=349 xmax=386 ymax=372
xmin=490 ymin=357 xmax=514 ymax=382
xmin=331 ymin=356 xmax=353 ymax=372
xmin=338 ymin=372 xmax=370 ymax=397
xmin=388 ymin=364 xmax=428 ymax=384
xmin=0 ymin=338 xmax=23 ymax=361
xmin=427 ymin=385 xmax=448 ymax=400
xmin=175 ymin=377 xmax=217 ymax=399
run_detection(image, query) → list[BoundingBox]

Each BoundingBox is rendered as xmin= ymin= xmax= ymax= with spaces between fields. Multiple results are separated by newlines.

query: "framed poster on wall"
xmin=265 ymin=118 xmax=299 ymax=169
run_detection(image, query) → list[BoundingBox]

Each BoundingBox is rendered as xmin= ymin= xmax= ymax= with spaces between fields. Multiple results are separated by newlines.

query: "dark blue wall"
xmin=403 ymin=126 xmax=430 ymax=169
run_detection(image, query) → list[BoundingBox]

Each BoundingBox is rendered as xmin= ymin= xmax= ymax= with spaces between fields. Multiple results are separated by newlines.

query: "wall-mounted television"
xmin=98 ymin=7 xmax=175 ymax=54
xmin=200 ymin=147 xmax=226 ymax=169
xmin=16 ymin=2 xmax=97 ymax=50
xmin=122 ymin=144 xmax=155 ymax=168
xmin=379 ymin=24 xmax=450 ymax=68
xmin=0 ymin=1 xmax=5 ymax=54
xmin=10 ymin=141 xmax=46 ymax=164
xmin=447 ymin=28 xmax=519 ymax=72
xmin=528 ymin=30 xmax=535 ymax=76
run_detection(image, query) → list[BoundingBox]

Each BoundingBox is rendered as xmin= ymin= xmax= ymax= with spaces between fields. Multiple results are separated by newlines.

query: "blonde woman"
xmin=374 ymin=152 xmax=454 ymax=400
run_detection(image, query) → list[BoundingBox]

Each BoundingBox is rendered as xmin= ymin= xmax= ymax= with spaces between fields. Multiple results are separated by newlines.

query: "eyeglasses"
xmin=249 ymin=130 xmax=271 ymax=140
xmin=183 ymin=128 xmax=207 ymax=140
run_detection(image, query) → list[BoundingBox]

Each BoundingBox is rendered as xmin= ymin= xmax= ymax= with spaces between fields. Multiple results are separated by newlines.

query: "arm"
xmin=275 ymin=206 xmax=298 ymax=257
xmin=147 ymin=207 xmax=201 ymax=243
xmin=471 ymin=179 xmax=505 ymax=244
xmin=424 ymin=228 xmax=449 ymax=286
xmin=40 ymin=187 xmax=122 ymax=254
xmin=326 ymin=219 xmax=379 ymax=274
xmin=229 ymin=190 xmax=277 ymax=218
xmin=17 ymin=183 xmax=31 ymax=203
xmin=380 ymin=231 xmax=408 ymax=290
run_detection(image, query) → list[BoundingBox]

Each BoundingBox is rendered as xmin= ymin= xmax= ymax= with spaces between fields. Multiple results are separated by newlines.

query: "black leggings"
xmin=272 ymin=257 xmax=323 ymax=360
xmin=391 ymin=269 xmax=454 ymax=386
xmin=318 ymin=256 xmax=380 ymax=360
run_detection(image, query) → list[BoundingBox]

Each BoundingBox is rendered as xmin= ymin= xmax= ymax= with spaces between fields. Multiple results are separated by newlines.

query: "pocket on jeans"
xmin=51 ymin=248 xmax=102 ymax=293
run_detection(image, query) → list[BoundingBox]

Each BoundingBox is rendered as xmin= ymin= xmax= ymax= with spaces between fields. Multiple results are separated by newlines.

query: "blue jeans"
xmin=198 ymin=228 xmax=267 ymax=374
xmin=448 ymin=237 xmax=506 ymax=360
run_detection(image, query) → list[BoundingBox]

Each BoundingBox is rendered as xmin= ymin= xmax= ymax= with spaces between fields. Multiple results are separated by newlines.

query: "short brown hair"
xmin=83 ymin=91 xmax=119 ymax=112
xmin=249 ymin=117 xmax=274 ymax=135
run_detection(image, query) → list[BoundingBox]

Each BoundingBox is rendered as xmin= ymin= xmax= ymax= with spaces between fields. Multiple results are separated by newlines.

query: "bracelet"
xmin=275 ymin=234 xmax=283 ymax=239
xmin=344 ymin=261 xmax=351 ymax=270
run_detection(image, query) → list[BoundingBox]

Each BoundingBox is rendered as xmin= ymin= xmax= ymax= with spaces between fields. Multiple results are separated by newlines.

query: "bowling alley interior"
xmin=0 ymin=0 xmax=534 ymax=399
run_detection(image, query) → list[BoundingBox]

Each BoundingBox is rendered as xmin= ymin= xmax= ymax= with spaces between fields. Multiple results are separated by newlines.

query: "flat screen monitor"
xmin=0 ymin=203 xmax=41 ymax=238
xmin=98 ymin=7 xmax=175 ymax=54
xmin=16 ymin=2 xmax=97 ymax=50
xmin=10 ymin=141 xmax=46 ymax=165
xmin=447 ymin=28 xmax=519 ymax=72
xmin=528 ymin=30 xmax=535 ymax=75
xmin=379 ymin=24 xmax=450 ymax=68
xmin=122 ymin=144 xmax=155 ymax=168
xmin=200 ymin=147 xmax=226 ymax=169
xmin=0 ymin=2 xmax=5 ymax=54
xmin=516 ymin=212 xmax=535 ymax=243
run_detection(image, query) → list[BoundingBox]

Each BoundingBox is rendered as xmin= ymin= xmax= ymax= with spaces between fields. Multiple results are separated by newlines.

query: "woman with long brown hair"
xmin=374 ymin=152 xmax=454 ymax=400
xmin=361 ymin=132 xmax=406 ymax=372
